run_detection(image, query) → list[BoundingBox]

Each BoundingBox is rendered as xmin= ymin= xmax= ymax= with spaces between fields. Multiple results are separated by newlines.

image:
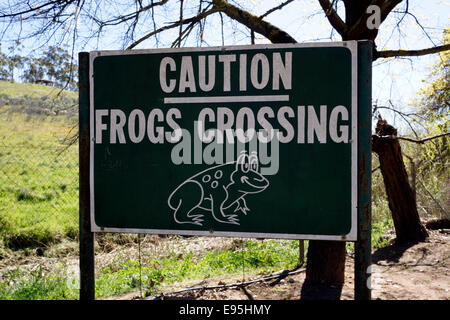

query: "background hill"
xmin=0 ymin=80 xmax=78 ymax=249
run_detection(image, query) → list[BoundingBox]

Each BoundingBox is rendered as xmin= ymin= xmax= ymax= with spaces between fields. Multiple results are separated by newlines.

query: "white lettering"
xmin=251 ymin=53 xmax=270 ymax=89
xmin=95 ymin=109 xmax=108 ymax=144
xmin=257 ymin=106 xmax=275 ymax=143
xmin=297 ymin=105 xmax=305 ymax=143
xmin=218 ymin=54 xmax=236 ymax=91
xmin=307 ymin=105 xmax=327 ymax=143
xmin=236 ymin=107 xmax=255 ymax=143
xmin=165 ymin=108 xmax=182 ymax=143
xmin=179 ymin=56 xmax=196 ymax=93
xmin=147 ymin=108 xmax=164 ymax=143
xmin=110 ymin=109 xmax=126 ymax=144
xmin=197 ymin=108 xmax=216 ymax=143
xmin=329 ymin=105 xmax=349 ymax=143
xmin=239 ymin=54 xmax=247 ymax=91
xmin=159 ymin=57 xmax=176 ymax=93
xmin=277 ymin=106 xmax=295 ymax=143
xmin=198 ymin=55 xmax=215 ymax=92
xmin=128 ymin=109 xmax=146 ymax=143
xmin=273 ymin=52 xmax=292 ymax=90
xmin=217 ymin=107 xmax=235 ymax=144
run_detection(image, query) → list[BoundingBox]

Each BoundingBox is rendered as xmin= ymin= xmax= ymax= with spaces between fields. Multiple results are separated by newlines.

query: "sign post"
xmin=79 ymin=52 xmax=95 ymax=300
xmin=79 ymin=41 xmax=372 ymax=299
xmin=355 ymin=40 xmax=372 ymax=300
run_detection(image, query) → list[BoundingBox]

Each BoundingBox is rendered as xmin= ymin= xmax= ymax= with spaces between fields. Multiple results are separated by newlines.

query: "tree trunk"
xmin=302 ymin=1 xmax=366 ymax=298
xmin=372 ymin=119 xmax=428 ymax=243
xmin=301 ymin=240 xmax=346 ymax=300
xmin=303 ymin=1 xmax=406 ymax=299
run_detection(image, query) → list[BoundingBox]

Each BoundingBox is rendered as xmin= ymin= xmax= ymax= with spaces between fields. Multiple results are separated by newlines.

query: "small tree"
xmin=21 ymin=56 xmax=45 ymax=84
xmin=6 ymin=41 xmax=23 ymax=82
xmin=0 ymin=43 xmax=10 ymax=80
xmin=21 ymin=46 xmax=77 ymax=90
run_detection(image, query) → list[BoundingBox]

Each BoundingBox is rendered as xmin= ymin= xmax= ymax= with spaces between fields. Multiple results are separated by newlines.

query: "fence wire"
xmin=0 ymin=98 xmax=78 ymax=248
xmin=0 ymin=92 xmax=448 ymax=250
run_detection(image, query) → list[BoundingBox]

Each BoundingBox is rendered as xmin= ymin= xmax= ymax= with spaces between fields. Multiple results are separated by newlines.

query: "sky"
xmin=0 ymin=0 xmax=449 ymax=134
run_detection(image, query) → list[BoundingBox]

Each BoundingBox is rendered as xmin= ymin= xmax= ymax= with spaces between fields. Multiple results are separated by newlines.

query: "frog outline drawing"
xmin=168 ymin=151 xmax=269 ymax=226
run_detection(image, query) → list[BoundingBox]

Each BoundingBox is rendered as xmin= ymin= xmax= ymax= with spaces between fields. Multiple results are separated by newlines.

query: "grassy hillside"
xmin=0 ymin=81 xmax=78 ymax=248
xmin=0 ymin=81 xmax=77 ymax=99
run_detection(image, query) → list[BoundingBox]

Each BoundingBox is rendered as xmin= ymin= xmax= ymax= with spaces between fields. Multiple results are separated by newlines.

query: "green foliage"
xmin=0 ymin=44 xmax=10 ymax=80
xmin=402 ymin=28 xmax=450 ymax=219
xmin=21 ymin=46 xmax=77 ymax=90
xmin=95 ymin=239 xmax=300 ymax=298
xmin=0 ymin=86 xmax=78 ymax=248
xmin=416 ymin=29 xmax=449 ymax=126
xmin=0 ymin=239 xmax=300 ymax=300
xmin=372 ymin=218 xmax=394 ymax=248
xmin=0 ymin=43 xmax=76 ymax=90
xmin=412 ymin=29 xmax=449 ymax=172
xmin=0 ymin=266 xmax=78 ymax=300
xmin=370 ymin=154 xmax=396 ymax=247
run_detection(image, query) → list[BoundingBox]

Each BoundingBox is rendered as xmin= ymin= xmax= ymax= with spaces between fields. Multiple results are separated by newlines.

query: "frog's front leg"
xmin=209 ymin=186 xmax=240 ymax=225
xmin=234 ymin=197 xmax=250 ymax=215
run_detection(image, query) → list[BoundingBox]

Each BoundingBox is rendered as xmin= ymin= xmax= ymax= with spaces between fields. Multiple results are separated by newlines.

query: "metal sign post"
xmin=355 ymin=40 xmax=372 ymax=300
xmin=79 ymin=52 xmax=95 ymax=300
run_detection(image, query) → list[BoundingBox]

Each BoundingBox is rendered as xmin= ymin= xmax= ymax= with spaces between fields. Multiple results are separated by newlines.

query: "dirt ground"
xmin=130 ymin=226 xmax=450 ymax=301
xmin=1 ymin=221 xmax=448 ymax=300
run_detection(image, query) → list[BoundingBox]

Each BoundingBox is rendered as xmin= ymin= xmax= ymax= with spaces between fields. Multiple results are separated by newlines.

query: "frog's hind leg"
xmin=168 ymin=181 xmax=205 ymax=226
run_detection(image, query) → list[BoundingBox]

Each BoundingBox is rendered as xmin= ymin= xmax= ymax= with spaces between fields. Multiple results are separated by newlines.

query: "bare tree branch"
xmin=417 ymin=179 xmax=449 ymax=219
xmin=317 ymin=0 xmax=347 ymax=37
xmin=212 ymin=0 xmax=297 ymax=44
xmin=259 ymin=0 xmax=295 ymax=20
xmin=0 ymin=0 xmax=70 ymax=19
xmin=126 ymin=7 xmax=220 ymax=49
xmin=374 ymin=44 xmax=450 ymax=60
xmin=373 ymin=103 xmax=421 ymax=138
xmin=375 ymin=132 xmax=450 ymax=144
xmin=179 ymin=0 xmax=184 ymax=48
xmin=92 ymin=0 xmax=168 ymax=27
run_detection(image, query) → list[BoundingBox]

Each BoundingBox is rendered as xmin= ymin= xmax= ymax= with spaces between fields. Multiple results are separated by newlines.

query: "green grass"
xmin=0 ymin=80 xmax=76 ymax=99
xmin=372 ymin=217 xmax=394 ymax=248
xmin=0 ymin=239 xmax=301 ymax=300
xmin=0 ymin=100 xmax=78 ymax=248
xmin=0 ymin=267 xmax=78 ymax=300
xmin=96 ymin=239 xmax=301 ymax=298
xmin=0 ymin=223 xmax=394 ymax=300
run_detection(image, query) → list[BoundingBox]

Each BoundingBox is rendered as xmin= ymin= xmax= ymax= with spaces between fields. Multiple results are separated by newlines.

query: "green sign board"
xmin=89 ymin=42 xmax=359 ymax=240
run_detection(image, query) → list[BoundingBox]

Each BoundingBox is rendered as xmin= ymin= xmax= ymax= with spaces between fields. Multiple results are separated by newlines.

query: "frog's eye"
xmin=236 ymin=151 xmax=247 ymax=170
xmin=240 ymin=154 xmax=250 ymax=173
xmin=249 ymin=154 xmax=259 ymax=172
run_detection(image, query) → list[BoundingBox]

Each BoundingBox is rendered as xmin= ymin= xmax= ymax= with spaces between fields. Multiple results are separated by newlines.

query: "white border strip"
xmin=89 ymin=51 xmax=98 ymax=234
xmin=89 ymin=41 xmax=358 ymax=241
xmin=350 ymin=40 xmax=358 ymax=242
xmin=164 ymin=95 xmax=289 ymax=104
